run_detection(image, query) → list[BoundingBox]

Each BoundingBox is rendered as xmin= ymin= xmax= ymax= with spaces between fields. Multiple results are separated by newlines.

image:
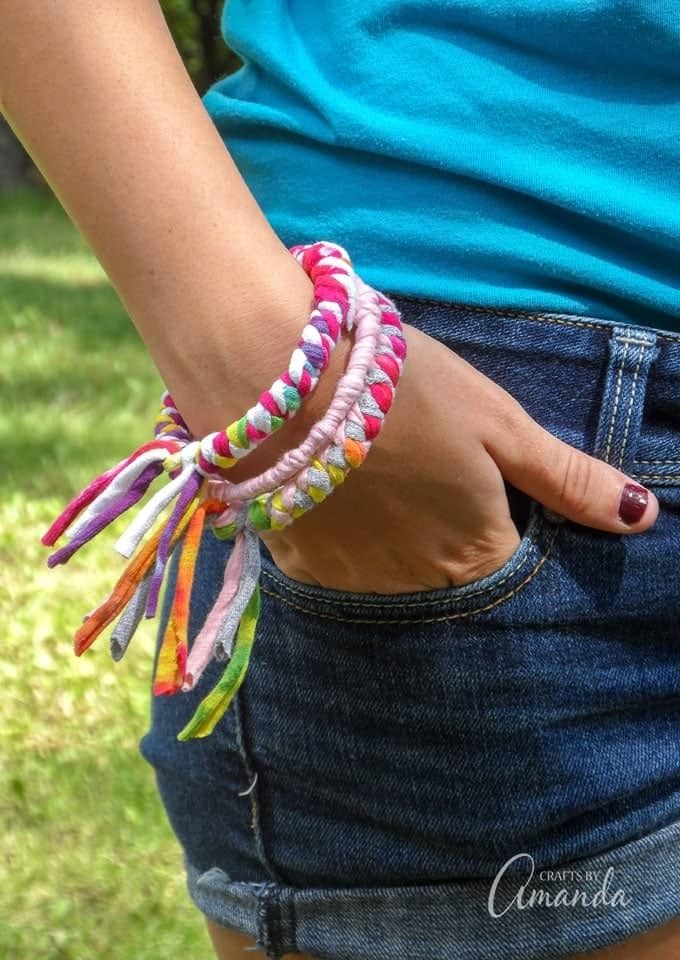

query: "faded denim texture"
xmin=140 ymin=295 xmax=680 ymax=959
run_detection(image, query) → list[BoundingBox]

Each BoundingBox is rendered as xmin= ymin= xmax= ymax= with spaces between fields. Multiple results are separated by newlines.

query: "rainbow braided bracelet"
xmin=42 ymin=241 xmax=407 ymax=740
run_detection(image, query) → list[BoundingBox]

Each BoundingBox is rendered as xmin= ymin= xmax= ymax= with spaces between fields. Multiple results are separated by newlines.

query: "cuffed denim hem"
xmin=185 ymin=815 xmax=680 ymax=960
xmin=140 ymin=298 xmax=680 ymax=959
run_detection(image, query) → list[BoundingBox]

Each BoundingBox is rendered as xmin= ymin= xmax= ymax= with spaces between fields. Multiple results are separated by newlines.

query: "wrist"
xmin=160 ymin=243 xmax=316 ymax=443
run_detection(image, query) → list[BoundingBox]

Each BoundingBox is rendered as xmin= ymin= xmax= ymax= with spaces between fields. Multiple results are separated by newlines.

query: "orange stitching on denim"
xmin=520 ymin=315 xmax=608 ymax=331
xmin=603 ymin=338 xmax=629 ymax=465
xmin=617 ymin=344 xmax=646 ymax=470
xmin=261 ymin=511 xmax=549 ymax=610
xmin=386 ymin=296 xmax=680 ymax=476
xmin=260 ymin=526 xmax=560 ymax=624
xmin=536 ymin=315 xmax=680 ymax=343
xmin=386 ymin=294 xmax=680 ymax=343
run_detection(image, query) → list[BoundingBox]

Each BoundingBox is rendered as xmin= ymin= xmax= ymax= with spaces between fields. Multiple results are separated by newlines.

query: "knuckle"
xmin=556 ymin=447 xmax=594 ymax=516
xmin=489 ymin=388 xmax=528 ymax=435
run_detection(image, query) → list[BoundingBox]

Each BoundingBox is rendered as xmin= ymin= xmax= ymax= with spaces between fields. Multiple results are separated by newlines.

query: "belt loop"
xmin=592 ymin=325 xmax=659 ymax=474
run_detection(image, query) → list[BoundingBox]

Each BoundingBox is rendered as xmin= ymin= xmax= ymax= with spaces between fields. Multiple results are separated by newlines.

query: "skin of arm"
xmin=0 ymin=0 xmax=351 ymax=480
xmin=1 ymin=0 xmax=657 ymax=596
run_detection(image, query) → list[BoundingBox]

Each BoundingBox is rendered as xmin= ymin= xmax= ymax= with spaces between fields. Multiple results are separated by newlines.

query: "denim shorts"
xmin=139 ymin=294 xmax=680 ymax=960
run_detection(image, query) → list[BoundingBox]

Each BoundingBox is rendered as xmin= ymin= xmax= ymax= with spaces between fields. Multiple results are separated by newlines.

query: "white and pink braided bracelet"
xmin=42 ymin=241 xmax=407 ymax=740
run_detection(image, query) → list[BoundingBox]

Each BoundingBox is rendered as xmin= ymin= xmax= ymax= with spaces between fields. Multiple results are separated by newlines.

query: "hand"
xmin=253 ymin=322 xmax=659 ymax=594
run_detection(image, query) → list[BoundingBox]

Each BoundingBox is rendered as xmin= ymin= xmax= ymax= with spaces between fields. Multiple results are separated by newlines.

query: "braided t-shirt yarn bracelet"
xmin=42 ymin=241 xmax=408 ymax=741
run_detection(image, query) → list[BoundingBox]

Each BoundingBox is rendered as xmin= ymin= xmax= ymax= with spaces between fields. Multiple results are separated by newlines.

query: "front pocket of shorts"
xmin=258 ymin=489 xmax=561 ymax=624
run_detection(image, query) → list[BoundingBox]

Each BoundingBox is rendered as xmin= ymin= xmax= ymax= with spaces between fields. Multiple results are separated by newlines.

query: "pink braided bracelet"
xmin=42 ymin=241 xmax=407 ymax=741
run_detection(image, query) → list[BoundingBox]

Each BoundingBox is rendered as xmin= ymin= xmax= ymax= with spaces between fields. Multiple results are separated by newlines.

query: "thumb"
xmin=488 ymin=403 xmax=659 ymax=534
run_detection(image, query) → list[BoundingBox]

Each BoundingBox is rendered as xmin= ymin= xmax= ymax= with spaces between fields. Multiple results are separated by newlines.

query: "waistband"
xmin=385 ymin=294 xmax=680 ymax=485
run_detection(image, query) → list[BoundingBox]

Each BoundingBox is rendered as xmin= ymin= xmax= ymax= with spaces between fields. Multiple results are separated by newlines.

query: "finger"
xmin=485 ymin=396 xmax=659 ymax=534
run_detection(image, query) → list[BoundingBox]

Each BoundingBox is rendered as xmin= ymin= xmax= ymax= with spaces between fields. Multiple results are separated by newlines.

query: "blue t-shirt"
xmin=202 ymin=1 xmax=680 ymax=332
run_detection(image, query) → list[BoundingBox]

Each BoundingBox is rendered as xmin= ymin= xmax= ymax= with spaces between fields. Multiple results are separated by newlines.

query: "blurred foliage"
xmin=0 ymin=9 xmax=243 ymax=953
xmin=1 ymin=1 xmax=241 ymax=190
xmin=161 ymin=0 xmax=242 ymax=94
xmin=0 ymin=187 xmax=212 ymax=958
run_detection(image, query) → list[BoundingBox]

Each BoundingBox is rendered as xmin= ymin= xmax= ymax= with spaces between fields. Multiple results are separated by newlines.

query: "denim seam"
xmin=255 ymin=882 xmax=278 ymax=959
xmin=602 ymin=337 xmax=629 ymax=465
xmin=385 ymin=292 xmax=592 ymax=322
xmin=286 ymin=893 xmax=298 ymax=957
xmin=259 ymin=507 xmax=551 ymax=610
xmin=259 ymin=524 xmax=559 ymax=624
xmin=630 ymin=474 xmax=680 ymax=483
xmin=615 ymin=335 xmax=660 ymax=346
xmin=537 ymin=314 xmax=680 ymax=343
xmin=231 ymin=691 xmax=285 ymax=885
xmin=616 ymin=342 xmax=646 ymax=470
xmin=260 ymin=882 xmax=293 ymax=960
xmin=386 ymin=293 xmax=680 ymax=343
xmin=261 ymin=546 xmax=534 ymax=610
xmin=388 ymin=296 xmax=565 ymax=321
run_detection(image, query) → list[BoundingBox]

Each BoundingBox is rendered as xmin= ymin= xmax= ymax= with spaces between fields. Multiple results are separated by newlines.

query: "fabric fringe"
xmin=176 ymin=582 xmax=262 ymax=742
xmin=43 ymin=242 xmax=407 ymax=744
xmin=152 ymin=497 xmax=208 ymax=695
xmin=182 ymin=527 xmax=261 ymax=690
xmin=73 ymin=489 xmax=203 ymax=656
xmin=110 ymin=571 xmax=153 ymax=663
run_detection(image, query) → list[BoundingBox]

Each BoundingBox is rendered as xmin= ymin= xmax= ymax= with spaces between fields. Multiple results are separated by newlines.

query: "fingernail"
xmin=618 ymin=483 xmax=649 ymax=525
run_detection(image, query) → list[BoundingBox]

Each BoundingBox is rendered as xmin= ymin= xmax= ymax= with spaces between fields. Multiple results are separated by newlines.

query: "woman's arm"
xmin=2 ymin=1 xmax=656 ymax=594
xmin=0 ymin=0 xmax=337 ymax=468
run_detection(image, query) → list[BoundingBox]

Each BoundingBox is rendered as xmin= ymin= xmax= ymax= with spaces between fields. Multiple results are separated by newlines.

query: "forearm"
xmin=0 ymin=0 xmax=332 ymax=462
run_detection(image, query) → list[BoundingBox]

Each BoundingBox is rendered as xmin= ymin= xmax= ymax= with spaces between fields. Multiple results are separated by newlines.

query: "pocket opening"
xmin=258 ymin=498 xmax=559 ymax=623
xmin=505 ymin=480 xmax=532 ymax=538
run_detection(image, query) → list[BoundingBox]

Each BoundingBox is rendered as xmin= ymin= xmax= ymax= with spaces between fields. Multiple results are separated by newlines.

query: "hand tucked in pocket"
xmin=231 ymin=323 xmax=659 ymax=594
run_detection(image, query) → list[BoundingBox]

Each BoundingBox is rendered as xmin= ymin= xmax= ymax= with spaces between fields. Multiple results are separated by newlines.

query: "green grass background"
xmin=0 ymin=187 xmax=212 ymax=958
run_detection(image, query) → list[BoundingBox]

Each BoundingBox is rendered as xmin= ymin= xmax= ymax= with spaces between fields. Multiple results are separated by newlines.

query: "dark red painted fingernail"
xmin=618 ymin=483 xmax=649 ymax=525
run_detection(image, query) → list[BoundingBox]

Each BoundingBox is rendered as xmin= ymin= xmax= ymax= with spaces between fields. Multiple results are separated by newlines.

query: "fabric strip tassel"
xmin=110 ymin=497 xmax=228 ymax=664
xmin=66 ymin=446 xmax=174 ymax=542
xmin=212 ymin=529 xmax=262 ymax=662
xmin=114 ymin=454 xmax=199 ymax=560
xmin=41 ymin=459 xmax=127 ymax=548
xmin=110 ymin=571 xmax=153 ymax=663
xmin=74 ymin=495 xmax=201 ymax=656
xmin=181 ymin=526 xmax=261 ymax=691
xmin=46 ymin=461 xmax=165 ymax=568
xmin=180 ymin=531 xmax=246 ymax=691
xmin=152 ymin=499 xmax=208 ymax=695
xmin=145 ymin=470 xmax=204 ymax=619
xmin=41 ymin=439 xmax=180 ymax=548
xmin=177 ymin=580 xmax=262 ymax=742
